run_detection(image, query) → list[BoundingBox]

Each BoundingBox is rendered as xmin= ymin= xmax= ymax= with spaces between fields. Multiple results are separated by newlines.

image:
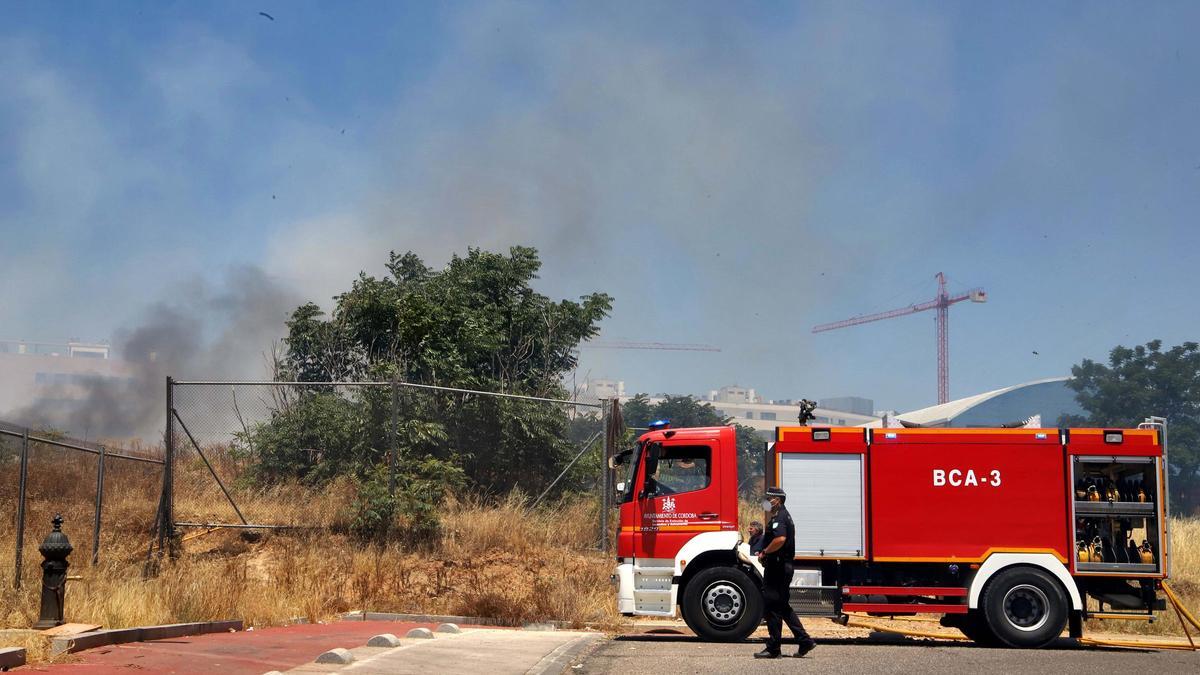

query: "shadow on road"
xmin=612 ymin=633 xmax=1145 ymax=652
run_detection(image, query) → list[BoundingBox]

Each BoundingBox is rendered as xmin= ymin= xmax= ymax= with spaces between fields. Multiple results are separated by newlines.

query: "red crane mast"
xmin=813 ymin=273 xmax=986 ymax=404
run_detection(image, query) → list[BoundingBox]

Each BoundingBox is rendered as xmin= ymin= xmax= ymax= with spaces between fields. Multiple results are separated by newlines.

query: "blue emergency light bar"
xmin=648 ymin=419 xmax=671 ymax=431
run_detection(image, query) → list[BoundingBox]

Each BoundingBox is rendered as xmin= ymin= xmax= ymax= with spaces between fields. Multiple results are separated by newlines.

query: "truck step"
xmin=633 ymin=566 xmax=675 ymax=574
xmin=842 ymin=586 xmax=967 ymax=597
xmin=842 ymin=602 xmax=968 ymax=615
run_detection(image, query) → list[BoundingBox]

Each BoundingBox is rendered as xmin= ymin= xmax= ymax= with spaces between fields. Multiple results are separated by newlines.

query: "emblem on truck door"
xmin=662 ymin=496 xmax=677 ymax=512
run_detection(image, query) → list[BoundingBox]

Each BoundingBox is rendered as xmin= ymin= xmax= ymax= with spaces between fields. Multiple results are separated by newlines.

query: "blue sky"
xmin=2 ymin=1 xmax=1198 ymax=414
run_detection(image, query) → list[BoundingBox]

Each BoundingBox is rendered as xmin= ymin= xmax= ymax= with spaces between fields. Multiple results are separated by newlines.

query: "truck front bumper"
xmin=615 ymin=562 xmax=635 ymax=614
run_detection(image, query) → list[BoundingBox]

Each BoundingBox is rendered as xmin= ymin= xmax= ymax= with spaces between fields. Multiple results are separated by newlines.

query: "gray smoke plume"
xmin=4 ymin=266 xmax=302 ymax=442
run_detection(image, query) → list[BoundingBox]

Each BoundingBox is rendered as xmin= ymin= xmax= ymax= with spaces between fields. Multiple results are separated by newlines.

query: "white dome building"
xmin=870 ymin=377 xmax=1084 ymax=428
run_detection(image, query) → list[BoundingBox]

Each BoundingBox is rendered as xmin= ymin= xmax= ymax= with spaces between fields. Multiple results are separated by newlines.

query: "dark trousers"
xmin=762 ymin=562 xmax=812 ymax=651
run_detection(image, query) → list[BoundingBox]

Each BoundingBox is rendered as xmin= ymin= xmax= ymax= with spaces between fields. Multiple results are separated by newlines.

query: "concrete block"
xmin=435 ymin=623 xmax=461 ymax=634
xmin=523 ymin=622 xmax=557 ymax=631
xmin=0 ymin=647 xmax=27 ymax=670
xmin=367 ymin=633 xmax=402 ymax=647
xmin=315 ymin=647 xmax=356 ymax=664
xmin=405 ymin=627 xmax=435 ymax=639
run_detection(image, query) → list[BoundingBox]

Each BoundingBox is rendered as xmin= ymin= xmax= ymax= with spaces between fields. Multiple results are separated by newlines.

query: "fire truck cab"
xmin=613 ymin=418 xmax=1172 ymax=648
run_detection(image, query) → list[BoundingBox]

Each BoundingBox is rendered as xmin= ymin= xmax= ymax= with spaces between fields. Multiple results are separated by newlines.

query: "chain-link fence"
xmin=1 ymin=421 xmax=163 ymax=588
xmin=160 ymin=379 xmax=616 ymax=552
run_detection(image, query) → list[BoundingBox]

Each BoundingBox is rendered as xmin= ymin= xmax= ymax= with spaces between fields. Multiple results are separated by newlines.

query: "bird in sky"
xmin=259 ymin=11 xmax=275 ymax=21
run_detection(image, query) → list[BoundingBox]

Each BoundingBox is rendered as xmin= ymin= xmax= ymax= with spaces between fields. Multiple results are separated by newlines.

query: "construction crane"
xmin=580 ymin=341 xmax=721 ymax=352
xmin=812 ymin=273 xmax=986 ymax=404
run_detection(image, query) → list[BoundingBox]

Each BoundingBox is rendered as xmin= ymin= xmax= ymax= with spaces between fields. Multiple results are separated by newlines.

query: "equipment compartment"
xmin=1071 ymin=455 xmax=1162 ymax=573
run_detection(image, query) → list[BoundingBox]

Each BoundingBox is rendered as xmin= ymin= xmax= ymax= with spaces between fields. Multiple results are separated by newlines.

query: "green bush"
xmin=346 ymin=457 xmax=465 ymax=545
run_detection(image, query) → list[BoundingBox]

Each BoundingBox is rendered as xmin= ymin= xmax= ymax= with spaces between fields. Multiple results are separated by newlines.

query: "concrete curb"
xmin=341 ymin=611 xmax=575 ymax=630
xmin=367 ymin=633 xmax=402 ymax=647
xmin=50 ymin=620 xmax=244 ymax=656
xmin=0 ymin=646 xmax=27 ymax=670
xmin=315 ymin=647 xmax=355 ymax=664
xmin=526 ymin=633 xmax=603 ymax=675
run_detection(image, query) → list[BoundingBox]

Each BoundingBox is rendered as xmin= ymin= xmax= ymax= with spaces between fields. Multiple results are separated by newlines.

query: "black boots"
xmin=755 ymin=642 xmax=816 ymax=659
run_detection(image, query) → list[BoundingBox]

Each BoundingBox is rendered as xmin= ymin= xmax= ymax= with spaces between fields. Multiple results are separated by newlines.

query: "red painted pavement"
xmin=23 ymin=620 xmax=481 ymax=674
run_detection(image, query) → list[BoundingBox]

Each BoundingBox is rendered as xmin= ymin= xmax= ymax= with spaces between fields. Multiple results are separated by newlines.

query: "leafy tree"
xmin=251 ymin=247 xmax=612 ymax=503
xmin=621 ymin=394 xmax=765 ymax=498
xmin=1064 ymin=340 xmax=1200 ymax=512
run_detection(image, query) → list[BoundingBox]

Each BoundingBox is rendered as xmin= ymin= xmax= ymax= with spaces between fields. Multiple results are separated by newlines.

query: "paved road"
xmin=575 ymin=634 xmax=1199 ymax=674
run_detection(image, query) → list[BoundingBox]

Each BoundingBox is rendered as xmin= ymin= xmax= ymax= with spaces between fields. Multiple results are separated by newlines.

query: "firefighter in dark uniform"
xmin=754 ymin=486 xmax=816 ymax=659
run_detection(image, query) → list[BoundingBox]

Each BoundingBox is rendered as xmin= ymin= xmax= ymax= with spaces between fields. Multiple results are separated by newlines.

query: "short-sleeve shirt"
xmin=748 ymin=533 xmax=764 ymax=555
xmin=763 ymin=505 xmax=796 ymax=564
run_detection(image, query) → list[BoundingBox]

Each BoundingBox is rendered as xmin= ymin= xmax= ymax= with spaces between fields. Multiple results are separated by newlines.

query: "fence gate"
xmin=156 ymin=378 xmax=618 ymax=555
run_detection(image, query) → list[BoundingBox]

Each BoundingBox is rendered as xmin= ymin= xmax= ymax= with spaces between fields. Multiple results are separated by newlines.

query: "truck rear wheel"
xmin=681 ymin=566 xmax=763 ymax=642
xmin=981 ymin=567 xmax=1068 ymax=648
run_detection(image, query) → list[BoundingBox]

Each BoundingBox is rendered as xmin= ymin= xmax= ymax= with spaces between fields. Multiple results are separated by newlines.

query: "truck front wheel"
xmin=981 ymin=567 xmax=1068 ymax=648
xmin=681 ymin=566 xmax=763 ymax=642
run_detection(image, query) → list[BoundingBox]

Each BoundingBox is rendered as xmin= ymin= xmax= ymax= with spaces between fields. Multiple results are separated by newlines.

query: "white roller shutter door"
xmin=779 ymin=453 xmax=864 ymax=557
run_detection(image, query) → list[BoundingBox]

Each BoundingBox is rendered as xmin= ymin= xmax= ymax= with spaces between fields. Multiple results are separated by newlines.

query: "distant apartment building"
xmin=582 ymin=377 xmax=625 ymax=401
xmin=706 ymin=384 xmax=759 ymax=404
xmin=0 ymin=339 xmax=132 ymax=417
xmin=818 ymin=395 xmax=875 ymax=417
xmin=576 ymin=378 xmax=880 ymax=437
xmin=608 ymin=384 xmax=880 ymax=439
xmin=700 ymin=398 xmax=878 ymax=440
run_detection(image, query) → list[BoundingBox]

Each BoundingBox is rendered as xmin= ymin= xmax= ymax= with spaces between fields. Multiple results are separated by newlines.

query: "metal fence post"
xmin=600 ymin=400 xmax=609 ymax=551
xmin=14 ymin=429 xmax=29 ymax=589
xmin=389 ymin=378 xmax=398 ymax=498
xmin=92 ymin=445 xmax=106 ymax=565
xmin=159 ymin=376 xmax=176 ymax=559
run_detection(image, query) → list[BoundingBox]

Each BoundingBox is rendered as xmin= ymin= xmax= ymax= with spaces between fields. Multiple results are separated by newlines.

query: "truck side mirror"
xmin=610 ymin=448 xmax=631 ymax=470
xmin=639 ymin=443 xmax=661 ymax=500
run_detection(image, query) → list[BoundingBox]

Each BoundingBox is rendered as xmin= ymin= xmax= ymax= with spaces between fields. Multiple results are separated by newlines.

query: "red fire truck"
xmin=612 ymin=418 xmax=1172 ymax=648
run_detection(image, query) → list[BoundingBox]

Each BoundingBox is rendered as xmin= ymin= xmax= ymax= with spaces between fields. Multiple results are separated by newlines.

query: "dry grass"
xmin=0 ymin=480 xmax=621 ymax=663
xmin=0 ymin=630 xmax=52 ymax=664
xmin=3 ymin=441 xmax=1199 ymax=662
xmin=1 ymin=439 xmax=620 ymax=666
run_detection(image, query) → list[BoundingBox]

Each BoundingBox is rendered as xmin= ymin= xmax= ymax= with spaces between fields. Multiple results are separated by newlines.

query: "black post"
xmin=14 ymin=429 xmax=29 ymax=589
xmin=34 ymin=514 xmax=72 ymax=629
xmin=92 ymin=445 xmax=106 ymax=565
